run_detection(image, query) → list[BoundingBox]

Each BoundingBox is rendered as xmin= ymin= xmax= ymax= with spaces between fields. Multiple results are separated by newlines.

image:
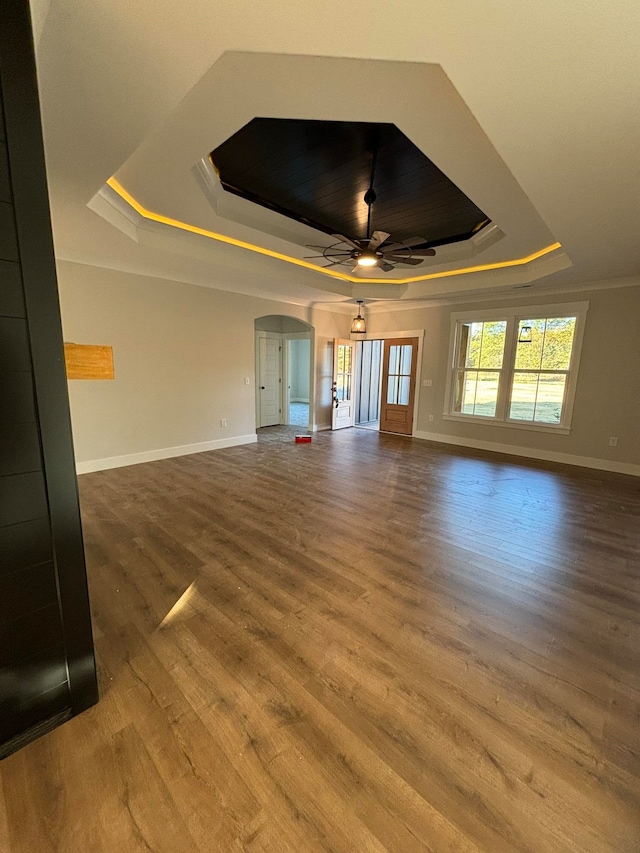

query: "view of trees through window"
xmin=454 ymin=321 xmax=506 ymax=417
xmin=510 ymin=317 xmax=576 ymax=423
xmin=453 ymin=315 xmax=577 ymax=424
xmin=336 ymin=344 xmax=352 ymax=401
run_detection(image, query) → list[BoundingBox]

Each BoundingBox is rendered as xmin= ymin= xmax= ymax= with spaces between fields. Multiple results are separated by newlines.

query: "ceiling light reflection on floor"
xmin=158 ymin=581 xmax=198 ymax=629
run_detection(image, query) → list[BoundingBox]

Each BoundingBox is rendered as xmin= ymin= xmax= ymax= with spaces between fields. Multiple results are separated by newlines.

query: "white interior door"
xmin=332 ymin=339 xmax=356 ymax=430
xmin=259 ymin=337 xmax=281 ymax=427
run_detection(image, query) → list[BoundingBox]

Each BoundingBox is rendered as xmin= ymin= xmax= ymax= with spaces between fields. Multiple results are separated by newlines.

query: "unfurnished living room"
xmin=1 ymin=1 xmax=639 ymax=851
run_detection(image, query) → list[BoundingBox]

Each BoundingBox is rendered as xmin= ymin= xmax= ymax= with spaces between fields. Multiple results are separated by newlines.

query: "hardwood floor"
xmin=1 ymin=427 xmax=639 ymax=851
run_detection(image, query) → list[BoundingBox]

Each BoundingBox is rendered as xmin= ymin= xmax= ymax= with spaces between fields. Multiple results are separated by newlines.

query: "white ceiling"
xmin=32 ymin=0 xmax=640 ymax=307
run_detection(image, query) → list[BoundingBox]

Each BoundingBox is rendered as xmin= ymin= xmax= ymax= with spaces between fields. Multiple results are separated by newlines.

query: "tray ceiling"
xmin=211 ymin=119 xmax=489 ymax=248
xmin=31 ymin=1 xmax=640 ymax=306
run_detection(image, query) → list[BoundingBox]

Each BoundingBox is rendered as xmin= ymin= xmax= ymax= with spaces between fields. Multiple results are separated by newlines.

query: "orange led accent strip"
xmin=107 ymin=177 xmax=562 ymax=285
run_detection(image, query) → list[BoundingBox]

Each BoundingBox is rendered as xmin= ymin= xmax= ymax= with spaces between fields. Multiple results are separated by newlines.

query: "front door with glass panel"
xmin=332 ymin=339 xmax=355 ymax=430
xmin=380 ymin=338 xmax=418 ymax=435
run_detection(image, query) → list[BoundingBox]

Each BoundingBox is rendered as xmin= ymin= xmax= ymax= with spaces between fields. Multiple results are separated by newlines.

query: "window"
xmin=387 ymin=344 xmax=413 ymax=405
xmin=445 ymin=303 xmax=588 ymax=433
xmin=335 ymin=343 xmax=352 ymax=401
xmin=509 ymin=317 xmax=575 ymax=425
xmin=453 ymin=320 xmax=507 ymax=417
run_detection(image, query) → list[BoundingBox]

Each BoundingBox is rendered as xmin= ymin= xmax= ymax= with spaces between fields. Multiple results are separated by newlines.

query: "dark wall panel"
xmin=0 ymin=0 xmax=98 ymax=756
xmin=0 ymin=471 xmax=48 ymax=527
xmin=0 ymin=655 xmax=70 ymax=744
xmin=0 ymin=562 xmax=58 ymax=623
xmin=0 ymin=603 xmax=64 ymax=669
xmin=0 ymin=143 xmax=11 ymax=203
xmin=0 ymin=517 xmax=53 ymax=577
xmin=0 ymin=422 xmax=41 ymax=475
xmin=0 ymin=260 xmax=25 ymax=316
xmin=0 ymin=200 xmax=19 ymax=262
xmin=0 ymin=371 xmax=36 ymax=424
xmin=0 ymin=316 xmax=31 ymax=370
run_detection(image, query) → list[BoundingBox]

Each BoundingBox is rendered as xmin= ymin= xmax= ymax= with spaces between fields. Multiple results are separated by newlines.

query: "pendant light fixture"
xmin=518 ymin=324 xmax=533 ymax=343
xmin=351 ymin=300 xmax=367 ymax=334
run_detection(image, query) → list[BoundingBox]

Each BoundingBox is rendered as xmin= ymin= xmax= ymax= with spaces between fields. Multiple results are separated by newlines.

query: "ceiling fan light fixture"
xmin=357 ymin=252 xmax=377 ymax=267
xmin=351 ymin=300 xmax=367 ymax=334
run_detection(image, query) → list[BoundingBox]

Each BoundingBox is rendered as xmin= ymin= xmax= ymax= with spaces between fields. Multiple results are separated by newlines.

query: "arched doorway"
xmin=254 ymin=315 xmax=314 ymax=431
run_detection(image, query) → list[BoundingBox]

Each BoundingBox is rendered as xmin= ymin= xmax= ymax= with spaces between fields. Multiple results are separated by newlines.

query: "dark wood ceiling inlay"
xmin=211 ymin=119 xmax=489 ymax=247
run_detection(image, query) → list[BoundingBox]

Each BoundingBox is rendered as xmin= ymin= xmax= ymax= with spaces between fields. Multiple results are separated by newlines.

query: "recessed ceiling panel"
xmin=211 ymin=119 xmax=489 ymax=247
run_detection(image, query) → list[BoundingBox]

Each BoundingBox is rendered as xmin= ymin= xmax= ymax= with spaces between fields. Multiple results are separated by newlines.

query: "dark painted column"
xmin=0 ymin=0 xmax=98 ymax=758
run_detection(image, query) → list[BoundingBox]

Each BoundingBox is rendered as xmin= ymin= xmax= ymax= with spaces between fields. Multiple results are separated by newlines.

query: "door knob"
xmin=261 ymin=386 xmax=266 ymax=390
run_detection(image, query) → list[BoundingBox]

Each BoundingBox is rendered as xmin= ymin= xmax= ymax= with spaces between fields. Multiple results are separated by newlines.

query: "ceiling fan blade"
xmin=368 ymin=230 xmax=391 ymax=251
xmin=410 ymin=247 xmax=436 ymax=257
xmin=378 ymin=261 xmax=395 ymax=272
xmin=332 ymin=233 xmax=362 ymax=251
xmin=304 ymin=253 xmax=352 ymax=261
xmin=386 ymin=256 xmax=424 ymax=266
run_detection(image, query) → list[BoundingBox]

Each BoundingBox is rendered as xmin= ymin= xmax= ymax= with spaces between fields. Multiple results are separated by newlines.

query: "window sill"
xmin=442 ymin=413 xmax=571 ymax=435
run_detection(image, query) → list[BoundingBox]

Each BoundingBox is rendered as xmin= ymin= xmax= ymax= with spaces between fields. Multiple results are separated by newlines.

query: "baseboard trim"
xmin=76 ymin=434 xmax=258 ymax=474
xmin=413 ymin=430 xmax=640 ymax=477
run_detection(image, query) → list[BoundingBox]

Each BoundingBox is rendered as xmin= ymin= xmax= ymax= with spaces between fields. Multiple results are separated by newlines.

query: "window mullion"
xmin=496 ymin=317 xmax=517 ymax=421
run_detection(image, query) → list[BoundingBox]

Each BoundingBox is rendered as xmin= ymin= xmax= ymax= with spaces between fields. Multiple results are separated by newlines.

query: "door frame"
xmin=255 ymin=331 xmax=284 ymax=427
xmin=351 ymin=329 xmax=425 ymax=436
xmin=255 ymin=329 xmax=314 ymax=430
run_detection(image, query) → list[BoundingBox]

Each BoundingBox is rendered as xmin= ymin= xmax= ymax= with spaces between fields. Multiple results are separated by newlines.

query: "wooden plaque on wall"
xmin=64 ymin=343 xmax=114 ymax=380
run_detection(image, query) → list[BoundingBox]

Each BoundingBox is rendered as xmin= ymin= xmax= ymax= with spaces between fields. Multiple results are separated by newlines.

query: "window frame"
xmin=443 ymin=302 xmax=589 ymax=434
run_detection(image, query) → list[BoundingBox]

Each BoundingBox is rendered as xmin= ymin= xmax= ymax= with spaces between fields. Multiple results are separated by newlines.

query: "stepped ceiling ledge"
xmin=90 ymin=52 xmax=570 ymax=302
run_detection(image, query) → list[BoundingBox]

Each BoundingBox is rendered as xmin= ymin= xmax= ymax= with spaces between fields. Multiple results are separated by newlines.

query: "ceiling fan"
xmin=305 ymin=137 xmax=436 ymax=273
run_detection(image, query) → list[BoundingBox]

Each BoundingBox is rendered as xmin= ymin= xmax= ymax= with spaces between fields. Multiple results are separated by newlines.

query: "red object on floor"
xmin=295 ymin=435 xmax=312 ymax=443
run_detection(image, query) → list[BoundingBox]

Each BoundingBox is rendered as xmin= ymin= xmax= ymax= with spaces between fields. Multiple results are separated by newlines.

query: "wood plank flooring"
xmin=1 ymin=427 xmax=639 ymax=852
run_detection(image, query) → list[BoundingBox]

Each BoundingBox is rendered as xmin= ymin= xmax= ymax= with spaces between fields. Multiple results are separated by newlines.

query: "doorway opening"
xmin=354 ymin=339 xmax=383 ymax=431
xmin=286 ymin=338 xmax=310 ymax=427
xmin=332 ymin=333 xmax=421 ymax=436
xmin=254 ymin=315 xmax=314 ymax=432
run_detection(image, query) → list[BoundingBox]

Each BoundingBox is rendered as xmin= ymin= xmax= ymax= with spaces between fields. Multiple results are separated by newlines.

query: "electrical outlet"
xmin=244 ymin=377 xmax=250 ymax=385
xmin=608 ymin=436 xmax=618 ymax=447
xmin=220 ymin=418 xmax=228 ymax=427
xmin=423 ymin=379 xmax=433 ymax=387
xmin=429 ymin=414 xmax=434 ymax=422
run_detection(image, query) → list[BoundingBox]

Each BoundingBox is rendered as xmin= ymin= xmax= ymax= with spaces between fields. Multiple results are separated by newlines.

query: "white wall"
xmin=59 ymin=261 xmax=637 ymax=476
xmin=367 ymin=282 xmax=640 ymax=474
xmin=57 ymin=261 xmax=348 ymax=471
